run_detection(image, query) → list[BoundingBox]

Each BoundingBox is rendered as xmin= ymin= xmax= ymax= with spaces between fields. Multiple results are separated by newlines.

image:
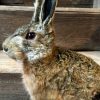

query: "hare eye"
xmin=26 ymin=32 xmax=36 ymax=40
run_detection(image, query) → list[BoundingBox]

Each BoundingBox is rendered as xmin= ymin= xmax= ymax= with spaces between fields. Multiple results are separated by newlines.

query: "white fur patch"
xmin=26 ymin=45 xmax=52 ymax=63
xmin=22 ymin=74 xmax=37 ymax=100
xmin=12 ymin=36 xmax=23 ymax=49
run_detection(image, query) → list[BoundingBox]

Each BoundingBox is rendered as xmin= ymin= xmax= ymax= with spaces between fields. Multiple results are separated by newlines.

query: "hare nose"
xmin=2 ymin=44 xmax=8 ymax=52
xmin=4 ymin=47 xmax=8 ymax=52
xmin=3 ymin=46 xmax=8 ymax=52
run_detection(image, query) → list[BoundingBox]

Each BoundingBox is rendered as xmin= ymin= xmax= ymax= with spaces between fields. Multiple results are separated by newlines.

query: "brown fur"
xmin=22 ymin=47 xmax=100 ymax=100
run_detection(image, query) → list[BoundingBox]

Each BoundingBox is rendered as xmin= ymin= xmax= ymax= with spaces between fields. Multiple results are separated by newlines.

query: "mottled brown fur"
xmin=23 ymin=47 xmax=100 ymax=100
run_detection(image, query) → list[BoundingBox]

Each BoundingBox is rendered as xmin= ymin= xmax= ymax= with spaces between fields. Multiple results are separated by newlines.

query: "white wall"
xmin=93 ymin=0 xmax=100 ymax=8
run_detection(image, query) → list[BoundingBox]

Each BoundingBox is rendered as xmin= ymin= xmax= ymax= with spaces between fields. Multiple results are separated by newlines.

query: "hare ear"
xmin=40 ymin=0 xmax=57 ymax=26
xmin=31 ymin=0 xmax=43 ymax=23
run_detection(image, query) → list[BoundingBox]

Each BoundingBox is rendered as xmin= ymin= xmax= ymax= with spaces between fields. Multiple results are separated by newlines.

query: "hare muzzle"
xmin=2 ymin=36 xmax=13 ymax=53
xmin=2 ymin=40 xmax=9 ymax=53
xmin=3 ymin=45 xmax=8 ymax=52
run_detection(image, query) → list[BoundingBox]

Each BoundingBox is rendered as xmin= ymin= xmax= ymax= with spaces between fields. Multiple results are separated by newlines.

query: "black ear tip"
xmin=43 ymin=0 xmax=52 ymax=21
xmin=43 ymin=0 xmax=57 ymax=21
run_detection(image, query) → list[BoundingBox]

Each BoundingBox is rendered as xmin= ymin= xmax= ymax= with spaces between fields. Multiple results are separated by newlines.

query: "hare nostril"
xmin=3 ymin=47 xmax=8 ymax=52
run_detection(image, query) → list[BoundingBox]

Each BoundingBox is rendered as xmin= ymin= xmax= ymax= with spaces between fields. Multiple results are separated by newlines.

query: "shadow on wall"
xmin=58 ymin=0 xmax=94 ymax=8
xmin=82 ymin=27 xmax=100 ymax=51
xmin=0 ymin=0 xmax=24 ymax=5
xmin=91 ymin=27 xmax=100 ymax=50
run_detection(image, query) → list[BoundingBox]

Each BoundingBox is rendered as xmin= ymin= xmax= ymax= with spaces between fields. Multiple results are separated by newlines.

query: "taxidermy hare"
xmin=2 ymin=0 xmax=100 ymax=100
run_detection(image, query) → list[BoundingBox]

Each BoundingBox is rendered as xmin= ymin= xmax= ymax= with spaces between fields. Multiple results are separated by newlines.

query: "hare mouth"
xmin=5 ymin=50 xmax=24 ymax=60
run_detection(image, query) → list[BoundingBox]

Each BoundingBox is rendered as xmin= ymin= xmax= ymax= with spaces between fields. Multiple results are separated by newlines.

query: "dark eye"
xmin=25 ymin=32 xmax=36 ymax=40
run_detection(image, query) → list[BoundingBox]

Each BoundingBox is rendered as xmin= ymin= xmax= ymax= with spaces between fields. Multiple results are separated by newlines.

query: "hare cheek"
xmin=11 ymin=36 xmax=24 ymax=50
xmin=6 ymin=36 xmax=24 ymax=60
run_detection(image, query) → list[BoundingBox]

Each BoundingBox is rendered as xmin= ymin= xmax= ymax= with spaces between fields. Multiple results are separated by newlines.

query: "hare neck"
xmin=23 ymin=46 xmax=57 ymax=75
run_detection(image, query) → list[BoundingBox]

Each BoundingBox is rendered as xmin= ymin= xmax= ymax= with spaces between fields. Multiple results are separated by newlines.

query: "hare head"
xmin=2 ymin=0 xmax=57 ymax=63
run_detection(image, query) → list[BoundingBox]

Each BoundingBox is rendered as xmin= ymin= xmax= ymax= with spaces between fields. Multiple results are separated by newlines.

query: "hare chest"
xmin=22 ymin=74 xmax=38 ymax=100
xmin=22 ymin=74 xmax=62 ymax=100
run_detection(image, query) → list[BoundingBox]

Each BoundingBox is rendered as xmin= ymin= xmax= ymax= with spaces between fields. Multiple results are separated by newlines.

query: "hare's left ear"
xmin=40 ymin=0 xmax=57 ymax=26
xmin=31 ymin=0 xmax=43 ymax=23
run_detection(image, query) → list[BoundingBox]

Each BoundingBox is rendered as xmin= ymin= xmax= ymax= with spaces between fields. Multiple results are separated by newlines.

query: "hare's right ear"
xmin=31 ymin=0 xmax=43 ymax=23
xmin=31 ymin=0 xmax=57 ymax=25
xmin=40 ymin=0 xmax=57 ymax=26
